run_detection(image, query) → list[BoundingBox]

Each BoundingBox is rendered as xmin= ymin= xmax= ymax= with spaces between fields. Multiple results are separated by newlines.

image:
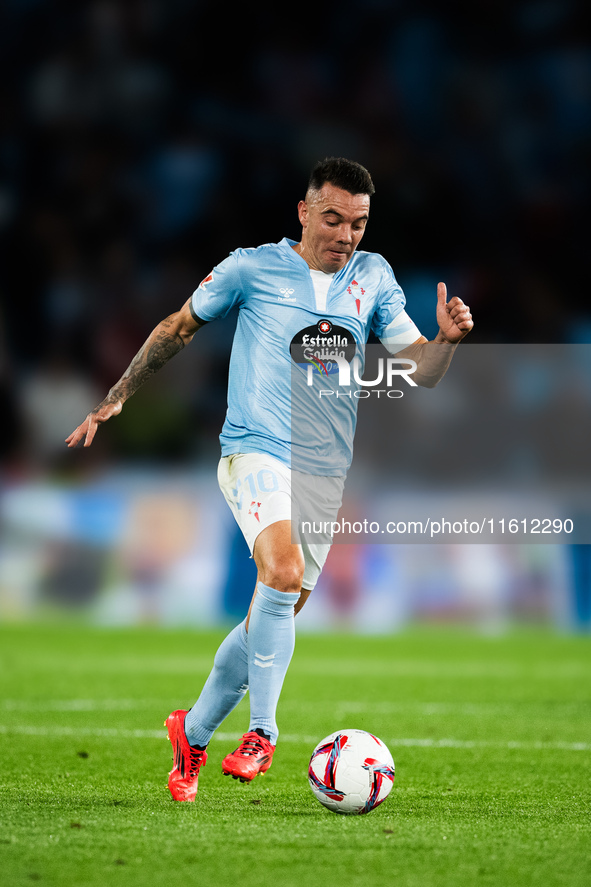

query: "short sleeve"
xmin=370 ymin=261 xmax=407 ymax=338
xmin=371 ymin=260 xmax=422 ymax=347
xmin=191 ymin=252 xmax=243 ymax=322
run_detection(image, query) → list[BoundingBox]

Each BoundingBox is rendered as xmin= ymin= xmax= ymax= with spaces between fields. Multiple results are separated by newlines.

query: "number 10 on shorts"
xmin=234 ymin=469 xmax=279 ymax=509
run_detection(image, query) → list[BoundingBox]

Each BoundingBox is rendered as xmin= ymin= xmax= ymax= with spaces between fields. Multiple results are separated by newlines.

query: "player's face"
xmin=297 ymin=184 xmax=370 ymax=273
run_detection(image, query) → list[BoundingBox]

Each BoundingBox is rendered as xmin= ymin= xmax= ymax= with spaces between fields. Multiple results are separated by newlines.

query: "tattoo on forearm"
xmin=98 ymin=321 xmax=186 ymax=409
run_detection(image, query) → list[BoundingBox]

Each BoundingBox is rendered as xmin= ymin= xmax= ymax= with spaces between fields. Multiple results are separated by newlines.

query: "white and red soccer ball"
xmin=308 ymin=729 xmax=395 ymax=815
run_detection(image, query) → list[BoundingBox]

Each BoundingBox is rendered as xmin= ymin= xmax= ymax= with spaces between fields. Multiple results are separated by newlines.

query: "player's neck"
xmin=291 ymin=242 xmax=333 ymax=275
xmin=291 ymin=241 xmax=307 ymax=262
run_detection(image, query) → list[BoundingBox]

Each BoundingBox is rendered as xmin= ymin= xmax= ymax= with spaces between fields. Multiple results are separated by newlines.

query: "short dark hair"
xmin=307 ymin=157 xmax=375 ymax=197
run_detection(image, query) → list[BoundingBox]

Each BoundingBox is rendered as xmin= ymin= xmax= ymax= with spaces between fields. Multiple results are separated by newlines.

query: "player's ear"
xmin=297 ymin=199 xmax=308 ymax=228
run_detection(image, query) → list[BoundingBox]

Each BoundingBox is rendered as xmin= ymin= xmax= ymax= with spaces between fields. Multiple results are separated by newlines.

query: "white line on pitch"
xmin=4 ymin=699 xmax=588 ymax=715
xmin=0 ymin=724 xmax=588 ymax=751
xmin=0 ymin=699 xmax=161 ymax=712
xmin=11 ymin=659 xmax=589 ymax=679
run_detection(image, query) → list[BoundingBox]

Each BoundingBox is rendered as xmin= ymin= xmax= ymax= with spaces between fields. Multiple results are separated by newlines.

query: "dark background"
xmin=1 ymin=0 xmax=590 ymax=469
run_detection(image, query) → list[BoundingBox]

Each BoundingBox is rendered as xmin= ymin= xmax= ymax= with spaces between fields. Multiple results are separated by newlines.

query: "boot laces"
xmin=188 ymin=747 xmax=206 ymax=776
xmin=239 ymin=733 xmax=267 ymax=757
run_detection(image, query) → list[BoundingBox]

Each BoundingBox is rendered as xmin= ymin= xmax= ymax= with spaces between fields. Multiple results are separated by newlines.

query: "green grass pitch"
xmin=1 ymin=624 xmax=590 ymax=887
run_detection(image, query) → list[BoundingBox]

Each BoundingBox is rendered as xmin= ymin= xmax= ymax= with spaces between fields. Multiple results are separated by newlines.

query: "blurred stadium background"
xmin=1 ymin=0 xmax=590 ymax=631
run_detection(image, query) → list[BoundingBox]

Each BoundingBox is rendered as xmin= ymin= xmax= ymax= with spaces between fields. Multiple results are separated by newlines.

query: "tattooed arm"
xmin=66 ymin=298 xmax=206 ymax=448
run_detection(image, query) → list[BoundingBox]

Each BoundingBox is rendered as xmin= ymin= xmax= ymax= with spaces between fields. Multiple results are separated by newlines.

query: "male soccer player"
xmin=67 ymin=157 xmax=473 ymax=801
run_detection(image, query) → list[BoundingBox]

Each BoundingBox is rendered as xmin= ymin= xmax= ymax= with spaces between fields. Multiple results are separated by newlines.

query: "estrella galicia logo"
xmin=290 ymin=319 xmax=356 ymax=376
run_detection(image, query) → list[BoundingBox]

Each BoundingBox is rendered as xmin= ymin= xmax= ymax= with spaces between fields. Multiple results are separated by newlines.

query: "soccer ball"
xmin=308 ymin=729 xmax=395 ymax=815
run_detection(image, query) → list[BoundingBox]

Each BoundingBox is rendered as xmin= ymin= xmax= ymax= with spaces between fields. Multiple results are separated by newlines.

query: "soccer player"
xmin=66 ymin=157 xmax=473 ymax=801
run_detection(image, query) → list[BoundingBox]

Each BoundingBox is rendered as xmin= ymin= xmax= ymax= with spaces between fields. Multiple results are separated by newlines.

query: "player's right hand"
xmin=65 ymin=398 xmax=122 ymax=448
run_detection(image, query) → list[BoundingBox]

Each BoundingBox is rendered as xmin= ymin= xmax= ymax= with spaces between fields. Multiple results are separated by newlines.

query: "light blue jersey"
xmin=191 ymin=237 xmax=417 ymax=475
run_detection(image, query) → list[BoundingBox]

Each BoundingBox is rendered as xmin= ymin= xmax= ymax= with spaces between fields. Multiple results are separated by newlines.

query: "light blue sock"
xmin=247 ymin=582 xmax=299 ymax=744
xmin=184 ymin=619 xmax=249 ymax=747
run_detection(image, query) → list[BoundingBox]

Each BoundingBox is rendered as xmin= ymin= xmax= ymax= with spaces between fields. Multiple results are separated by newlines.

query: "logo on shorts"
xmin=290 ymin=319 xmax=356 ymax=376
xmin=248 ymin=500 xmax=262 ymax=522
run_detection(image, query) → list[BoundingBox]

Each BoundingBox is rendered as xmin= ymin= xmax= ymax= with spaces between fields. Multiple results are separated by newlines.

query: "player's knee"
xmin=261 ymin=554 xmax=304 ymax=594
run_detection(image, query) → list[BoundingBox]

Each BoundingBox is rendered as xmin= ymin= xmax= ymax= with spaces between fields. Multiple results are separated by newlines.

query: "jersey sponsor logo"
xmin=199 ymin=272 xmax=214 ymax=290
xmin=346 ymin=279 xmax=365 ymax=315
xmin=290 ymin=319 xmax=356 ymax=376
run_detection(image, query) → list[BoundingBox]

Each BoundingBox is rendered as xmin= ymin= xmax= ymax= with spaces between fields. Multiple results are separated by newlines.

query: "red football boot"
xmin=165 ymin=709 xmax=207 ymax=801
xmin=221 ymin=731 xmax=275 ymax=783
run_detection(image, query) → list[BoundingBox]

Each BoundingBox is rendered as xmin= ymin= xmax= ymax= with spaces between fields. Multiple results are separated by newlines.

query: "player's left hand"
xmin=435 ymin=282 xmax=474 ymax=344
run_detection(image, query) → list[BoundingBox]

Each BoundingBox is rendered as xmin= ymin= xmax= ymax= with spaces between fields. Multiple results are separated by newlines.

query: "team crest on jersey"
xmin=199 ymin=272 xmax=214 ymax=290
xmin=347 ymin=280 xmax=365 ymax=315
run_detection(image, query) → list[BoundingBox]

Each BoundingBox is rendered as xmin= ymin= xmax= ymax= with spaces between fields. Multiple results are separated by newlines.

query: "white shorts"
xmin=217 ymin=453 xmax=343 ymax=591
